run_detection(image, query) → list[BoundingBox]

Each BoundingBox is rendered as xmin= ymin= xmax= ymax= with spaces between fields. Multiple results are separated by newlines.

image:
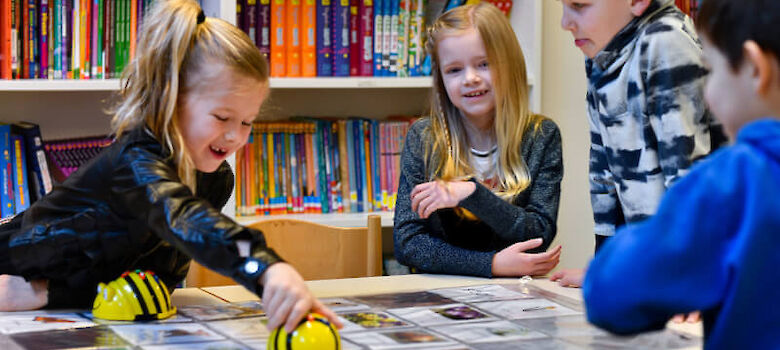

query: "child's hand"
xmin=259 ymin=263 xmax=343 ymax=332
xmin=672 ymin=311 xmax=701 ymax=323
xmin=492 ymin=238 xmax=562 ymax=277
xmin=411 ymin=181 xmax=476 ymax=219
xmin=0 ymin=275 xmax=48 ymax=311
xmin=550 ymin=268 xmax=585 ymax=288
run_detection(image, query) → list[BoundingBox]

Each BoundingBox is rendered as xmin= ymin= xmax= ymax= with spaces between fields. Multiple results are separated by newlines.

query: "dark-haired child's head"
xmin=697 ymin=0 xmax=780 ymax=139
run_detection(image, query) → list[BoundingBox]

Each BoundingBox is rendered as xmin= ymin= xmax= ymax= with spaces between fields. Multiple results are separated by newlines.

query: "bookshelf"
xmin=0 ymin=0 xmax=542 ymax=227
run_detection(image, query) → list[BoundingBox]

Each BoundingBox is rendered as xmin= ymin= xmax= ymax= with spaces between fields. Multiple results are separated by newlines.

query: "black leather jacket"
xmin=0 ymin=127 xmax=282 ymax=308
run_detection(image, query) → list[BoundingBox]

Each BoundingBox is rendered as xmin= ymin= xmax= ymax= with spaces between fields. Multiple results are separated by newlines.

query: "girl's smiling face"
xmin=438 ymin=28 xmax=496 ymax=125
xmin=178 ymin=69 xmax=268 ymax=173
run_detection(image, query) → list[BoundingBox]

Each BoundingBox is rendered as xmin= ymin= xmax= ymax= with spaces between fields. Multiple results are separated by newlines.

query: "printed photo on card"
xmin=352 ymin=291 xmax=455 ymax=308
xmin=430 ymin=284 xmax=533 ymax=303
xmin=474 ymin=298 xmax=581 ymax=320
xmin=143 ymin=339 xmax=250 ymax=350
xmin=9 ymin=325 xmax=130 ymax=349
xmin=83 ymin=312 xmax=194 ymax=325
xmin=339 ymin=311 xmax=411 ymax=332
xmin=343 ymin=329 xmax=457 ymax=349
xmin=320 ymin=298 xmax=371 ymax=313
xmin=205 ymin=317 xmax=270 ymax=339
xmin=514 ymin=315 xmax=609 ymax=338
xmin=178 ymin=301 xmax=265 ymax=321
xmin=430 ymin=320 xmax=548 ymax=344
xmin=0 ymin=311 xmax=95 ymax=334
xmin=109 ymin=323 xmax=225 ymax=346
xmin=387 ymin=304 xmax=494 ymax=326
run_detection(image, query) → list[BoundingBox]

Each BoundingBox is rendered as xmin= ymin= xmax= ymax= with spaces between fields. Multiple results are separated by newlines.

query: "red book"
xmin=0 ymin=0 xmax=11 ymax=78
xmin=348 ymin=0 xmax=358 ymax=75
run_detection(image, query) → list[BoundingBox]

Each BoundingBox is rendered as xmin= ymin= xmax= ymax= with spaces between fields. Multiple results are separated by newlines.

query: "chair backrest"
xmin=185 ymin=215 xmax=382 ymax=287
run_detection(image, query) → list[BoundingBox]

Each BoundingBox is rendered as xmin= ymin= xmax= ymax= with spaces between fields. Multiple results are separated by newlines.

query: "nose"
xmin=464 ymin=67 xmax=480 ymax=85
xmin=560 ymin=6 xmax=575 ymax=32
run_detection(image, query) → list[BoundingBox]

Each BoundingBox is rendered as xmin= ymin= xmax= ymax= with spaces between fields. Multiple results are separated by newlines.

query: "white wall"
xmin=540 ymin=1 xmax=595 ymax=271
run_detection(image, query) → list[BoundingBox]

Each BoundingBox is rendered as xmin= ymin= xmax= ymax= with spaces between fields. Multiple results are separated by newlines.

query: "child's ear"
xmin=743 ymin=40 xmax=777 ymax=97
xmin=628 ymin=0 xmax=652 ymax=17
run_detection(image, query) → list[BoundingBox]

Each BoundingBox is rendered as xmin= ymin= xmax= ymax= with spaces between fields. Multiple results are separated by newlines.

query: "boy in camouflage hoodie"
xmin=561 ymin=0 xmax=724 ymax=251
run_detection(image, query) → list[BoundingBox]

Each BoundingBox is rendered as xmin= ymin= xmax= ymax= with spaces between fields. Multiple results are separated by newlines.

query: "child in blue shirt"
xmin=583 ymin=0 xmax=780 ymax=348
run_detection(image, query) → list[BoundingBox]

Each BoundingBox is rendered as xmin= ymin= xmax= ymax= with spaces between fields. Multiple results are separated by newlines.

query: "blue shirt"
xmin=583 ymin=119 xmax=780 ymax=349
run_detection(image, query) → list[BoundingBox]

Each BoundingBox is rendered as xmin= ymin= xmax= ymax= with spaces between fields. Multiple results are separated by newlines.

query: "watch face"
xmin=244 ymin=259 xmax=260 ymax=275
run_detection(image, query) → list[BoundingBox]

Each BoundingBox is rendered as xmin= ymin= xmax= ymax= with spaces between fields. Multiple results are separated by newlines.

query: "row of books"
xmin=235 ymin=0 xmax=512 ymax=78
xmin=235 ymin=0 xmax=427 ymax=77
xmin=234 ymin=118 xmax=414 ymax=217
xmin=0 ymin=122 xmax=53 ymax=219
xmin=0 ymin=0 xmax=154 ymax=79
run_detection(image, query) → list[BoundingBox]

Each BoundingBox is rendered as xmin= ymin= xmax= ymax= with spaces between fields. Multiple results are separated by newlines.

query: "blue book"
xmin=388 ymin=0 xmax=400 ymax=76
xmin=329 ymin=122 xmax=342 ymax=211
xmin=371 ymin=120 xmax=381 ymax=211
xmin=0 ymin=125 xmax=15 ymax=218
xmin=345 ymin=120 xmax=358 ymax=212
xmin=331 ymin=0 xmax=350 ymax=76
xmin=10 ymin=135 xmax=30 ymax=214
xmin=316 ymin=0 xmax=333 ymax=76
xmin=12 ymin=122 xmax=53 ymax=202
xmin=373 ymin=0 xmax=383 ymax=76
xmin=352 ymin=120 xmax=363 ymax=212
xmin=380 ymin=0 xmax=392 ymax=75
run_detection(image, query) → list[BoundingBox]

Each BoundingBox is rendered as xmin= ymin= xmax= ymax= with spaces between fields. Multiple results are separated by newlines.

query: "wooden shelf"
xmin=0 ymin=75 xmax=536 ymax=91
xmin=235 ymin=211 xmax=394 ymax=228
xmin=0 ymin=77 xmax=433 ymax=91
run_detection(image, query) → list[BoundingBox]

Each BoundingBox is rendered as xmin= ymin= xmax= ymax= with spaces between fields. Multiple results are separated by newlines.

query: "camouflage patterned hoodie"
xmin=585 ymin=0 xmax=724 ymax=237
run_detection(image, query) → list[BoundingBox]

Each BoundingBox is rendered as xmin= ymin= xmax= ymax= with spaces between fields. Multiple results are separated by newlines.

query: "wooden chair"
xmin=185 ymin=215 xmax=382 ymax=287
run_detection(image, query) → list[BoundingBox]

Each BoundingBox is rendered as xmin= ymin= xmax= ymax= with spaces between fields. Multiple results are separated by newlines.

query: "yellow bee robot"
xmin=92 ymin=270 xmax=177 ymax=321
xmin=268 ymin=313 xmax=341 ymax=350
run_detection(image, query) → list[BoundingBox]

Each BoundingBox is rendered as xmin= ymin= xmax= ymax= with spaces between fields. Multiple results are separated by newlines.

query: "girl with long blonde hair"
xmin=394 ymin=3 xmax=563 ymax=277
xmin=0 ymin=0 xmax=340 ymax=333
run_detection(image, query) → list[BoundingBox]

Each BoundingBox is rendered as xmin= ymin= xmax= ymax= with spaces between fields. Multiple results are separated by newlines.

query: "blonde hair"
xmin=109 ymin=0 xmax=269 ymax=191
xmin=425 ymin=2 xmax=542 ymax=202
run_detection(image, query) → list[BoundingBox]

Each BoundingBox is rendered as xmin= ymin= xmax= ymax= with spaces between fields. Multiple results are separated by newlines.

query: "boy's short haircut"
xmin=697 ymin=0 xmax=780 ymax=70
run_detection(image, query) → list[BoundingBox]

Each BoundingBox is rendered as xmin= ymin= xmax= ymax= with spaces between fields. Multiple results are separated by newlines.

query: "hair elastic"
xmin=197 ymin=10 xmax=206 ymax=24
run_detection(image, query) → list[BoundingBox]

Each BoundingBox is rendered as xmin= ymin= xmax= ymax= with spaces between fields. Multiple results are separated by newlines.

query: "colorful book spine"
xmin=12 ymin=122 xmax=52 ymax=202
xmin=0 ymin=125 xmax=14 ymax=218
xmin=0 ymin=0 xmax=11 ymax=79
xmin=315 ymin=0 xmax=331 ymax=76
xmin=372 ymin=0 xmax=381 ymax=76
xmin=396 ymin=0 xmax=410 ymax=77
xmin=11 ymin=134 xmax=30 ymax=214
xmin=286 ymin=0 xmax=301 ymax=76
xmin=245 ymin=0 xmax=257 ymax=49
xmin=257 ymin=0 xmax=271 ymax=62
xmin=301 ymin=0 xmax=315 ymax=76
xmin=380 ymin=0 xmax=390 ymax=75
xmin=331 ymin=0 xmax=349 ymax=76
xmin=270 ymin=0 xmax=285 ymax=76
xmin=387 ymin=0 xmax=399 ymax=76
xmin=345 ymin=120 xmax=357 ymax=212
xmin=357 ymin=0 xmax=372 ymax=76
xmin=407 ymin=0 xmax=423 ymax=76
xmin=348 ymin=0 xmax=358 ymax=76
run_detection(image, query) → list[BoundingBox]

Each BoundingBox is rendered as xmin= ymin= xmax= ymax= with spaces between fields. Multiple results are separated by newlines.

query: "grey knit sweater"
xmin=393 ymin=118 xmax=563 ymax=277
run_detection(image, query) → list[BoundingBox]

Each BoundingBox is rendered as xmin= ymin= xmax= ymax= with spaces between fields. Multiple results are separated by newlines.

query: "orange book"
xmin=285 ymin=0 xmax=301 ymax=76
xmin=270 ymin=0 xmax=286 ymax=77
xmin=301 ymin=0 xmax=316 ymax=76
xmin=130 ymin=0 xmax=137 ymax=60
